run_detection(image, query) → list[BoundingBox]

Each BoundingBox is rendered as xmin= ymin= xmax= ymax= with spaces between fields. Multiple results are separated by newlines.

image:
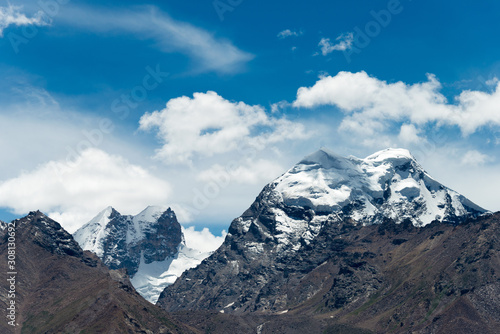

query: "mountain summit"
xmin=158 ymin=148 xmax=489 ymax=321
xmin=276 ymin=148 xmax=484 ymax=227
xmin=74 ymin=206 xmax=182 ymax=277
xmin=74 ymin=206 xmax=211 ymax=303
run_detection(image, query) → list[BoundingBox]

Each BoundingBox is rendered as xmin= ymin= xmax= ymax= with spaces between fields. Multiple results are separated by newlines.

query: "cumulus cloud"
xmin=318 ymin=33 xmax=353 ymax=55
xmin=57 ymin=5 xmax=252 ymax=74
xmin=0 ymin=148 xmax=171 ymax=232
xmin=0 ymin=4 xmax=49 ymax=37
xmin=139 ymin=91 xmax=310 ymax=165
xmin=293 ymin=71 xmax=500 ymax=136
xmin=277 ymin=29 xmax=302 ymax=39
xmin=182 ymin=226 xmax=227 ymax=253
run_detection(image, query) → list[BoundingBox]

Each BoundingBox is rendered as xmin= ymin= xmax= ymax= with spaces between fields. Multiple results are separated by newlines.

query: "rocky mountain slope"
xmin=74 ymin=206 xmax=210 ymax=303
xmin=158 ymin=148 xmax=497 ymax=333
xmin=169 ymin=212 xmax=500 ymax=334
xmin=0 ymin=211 xmax=196 ymax=334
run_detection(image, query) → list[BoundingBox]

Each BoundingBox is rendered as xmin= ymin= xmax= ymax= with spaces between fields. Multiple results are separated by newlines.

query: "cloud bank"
xmin=182 ymin=226 xmax=227 ymax=253
xmin=0 ymin=148 xmax=171 ymax=232
xmin=294 ymin=71 xmax=500 ymax=136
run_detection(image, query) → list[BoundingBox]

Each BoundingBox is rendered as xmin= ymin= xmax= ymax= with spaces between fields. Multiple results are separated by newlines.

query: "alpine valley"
xmin=1 ymin=148 xmax=499 ymax=334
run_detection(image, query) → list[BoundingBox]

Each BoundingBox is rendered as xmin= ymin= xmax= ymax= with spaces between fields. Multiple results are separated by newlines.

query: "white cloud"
xmin=293 ymin=71 xmax=500 ymax=136
xmin=277 ymin=29 xmax=302 ymax=39
xmin=460 ymin=150 xmax=491 ymax=167
xmin=0 ymin=84 xmax=154 ymax=181
xmin=0 ymin=4 xmax=49 ymax=37
xmin=318 ymin=33 xmax=354 ymax=55
xmin=0 ymin=82 xmax=307 ymax=233
xmin=58 ymin=5 xmax=252 ymax=74
xmin=398 ymin=124 xmax=422 ymax=144
xmin=0 ymin=148 xmax=171 ymax=232
xmin=182 ymin=226 xmax=226 ymax=253
xmin=139 ymin=91 xmax=310 ymax=165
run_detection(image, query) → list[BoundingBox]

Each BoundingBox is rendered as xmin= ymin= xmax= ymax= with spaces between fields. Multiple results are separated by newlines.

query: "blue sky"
xmin=0 ymin=0 xmax=499 ymax=236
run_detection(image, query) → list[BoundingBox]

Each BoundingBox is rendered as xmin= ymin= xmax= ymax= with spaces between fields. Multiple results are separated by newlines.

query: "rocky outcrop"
xmin=0 ymin=211 xmax=194 ymax=334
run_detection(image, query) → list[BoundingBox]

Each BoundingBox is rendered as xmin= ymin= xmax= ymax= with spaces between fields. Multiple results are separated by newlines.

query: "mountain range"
xmin=1 ymin=147 xmax=498 ymax=333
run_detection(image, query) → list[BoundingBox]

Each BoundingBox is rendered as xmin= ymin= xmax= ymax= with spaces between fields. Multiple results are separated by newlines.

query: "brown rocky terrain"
xmin=1 ymin=209 xmax=498 ymax=333
xmin=0 ymin=211 xmax=196 ymax=334
xmin=162 ymin=212 xmax=500 ymax=334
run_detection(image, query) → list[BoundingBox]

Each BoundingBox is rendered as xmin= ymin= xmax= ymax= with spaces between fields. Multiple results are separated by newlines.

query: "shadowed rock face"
xmin=0 ymin=211 xmax=193 ymax=334
xmin=74 ymin=206 xmax=183 ymax=276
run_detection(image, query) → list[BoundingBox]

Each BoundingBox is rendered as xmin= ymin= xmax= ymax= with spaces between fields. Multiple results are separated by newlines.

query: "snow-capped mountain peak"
xmin=158 ymin=148 xmax=489 ymax=314
xmin=300 ymin=147 xmax=351 ymax=169
xmin=74 ymin=206 xmax=182 ymax=275
xmin=90 ymin=206 xmax=116 ymax=227
xmin=274 ymin=147 xmax=485 ymax=227
xmin=134 ymin=205 xmax=170 ymax=223
xmin=73 ymin=206 xmax=214 ymax=303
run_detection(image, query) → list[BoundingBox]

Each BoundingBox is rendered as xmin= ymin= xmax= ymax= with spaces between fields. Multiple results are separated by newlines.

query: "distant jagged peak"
xmin=73 ymin=205 xmax=182 ymax=276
